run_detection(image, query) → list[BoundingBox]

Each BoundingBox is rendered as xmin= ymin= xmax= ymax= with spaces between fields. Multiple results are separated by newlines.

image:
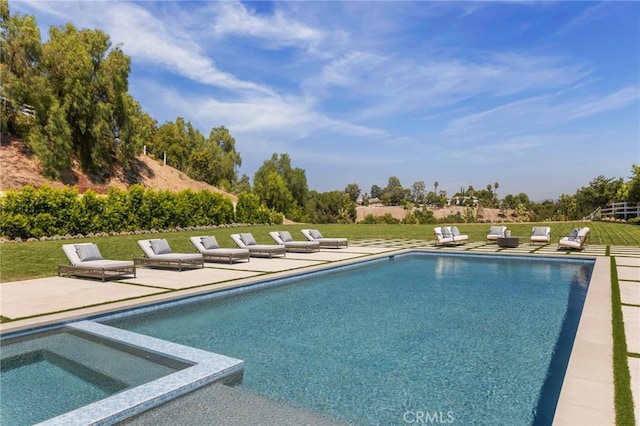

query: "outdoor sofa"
xmin=433 ymin=226 xmax=468 ymax=246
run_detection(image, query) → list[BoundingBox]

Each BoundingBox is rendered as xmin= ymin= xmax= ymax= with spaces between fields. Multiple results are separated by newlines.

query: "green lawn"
xmin=1 ymin=221 xmax=639 ymax=283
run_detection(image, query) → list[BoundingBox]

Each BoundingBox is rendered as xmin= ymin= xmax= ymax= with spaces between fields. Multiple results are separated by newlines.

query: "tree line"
xmin=2 ymin=1 xmax=638 ymax=226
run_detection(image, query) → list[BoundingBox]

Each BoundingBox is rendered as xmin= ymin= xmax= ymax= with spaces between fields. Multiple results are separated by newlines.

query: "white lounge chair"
xmin=269 ymin=231 xmax=320 ymax=253
xmin=136 ymin=239 xmax=204 ymax=271
xmin=486 ymin=226 xmax=507 ymax=242
xmin=190 ymin=236 xmax=250 ymax=263
xmin=558 ymin=227 xmax=590 ymax=251
xmin=300 ymin=229 xmax=348 ymax=248
xmin=434 ymin=226 xmax=468 ymax=246
xmin=530 ymin=227 xmax=551 ymax=245
xmin=230 ymin=233 xmax=286 ymax=258
xmin=59 ymin=243 xmax=136 ymax=282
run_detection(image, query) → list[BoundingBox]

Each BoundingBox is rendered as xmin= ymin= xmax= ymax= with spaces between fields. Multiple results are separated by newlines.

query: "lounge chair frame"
xmin=136 ymin=239 xmax=204 ymax=271
xmin=190 ymin=236 xmax=250 ymax=264
xmin=58 ymin=263 xmax=137 ymax=282
xmin=59 ymin=243 xmax=136 ymax=282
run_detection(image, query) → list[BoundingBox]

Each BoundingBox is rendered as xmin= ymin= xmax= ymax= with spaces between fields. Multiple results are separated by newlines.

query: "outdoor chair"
xmin=136 ymin=239 xmax=204 ymax=271
xmin=269 ymin=231 xmax=321 ymax=253
xmin=58 ymin=243 xmax=136 ymax=282
xmin=486 ymin=226 xmax=507 ymax=242
xmin=300 ymin=229 xmax=348 ymax=248
xmin=190 ymin=236 xmax=250 ymax=264
xmin=530 ymin=226 xmax=551 ymax=245
xmin=558 ymin=227 xmax=590 ymax=251
xmin=230 ymin=233 xmax=287 ymax=258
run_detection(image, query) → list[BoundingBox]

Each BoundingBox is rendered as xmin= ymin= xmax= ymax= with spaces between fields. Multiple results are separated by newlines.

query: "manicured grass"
xmin=0 ymin=221 xmax=639 ymax=283
xmin=610 ymin=257 xmax=637 ymax=426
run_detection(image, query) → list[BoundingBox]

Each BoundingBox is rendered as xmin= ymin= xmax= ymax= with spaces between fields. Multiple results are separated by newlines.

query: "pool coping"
xmin=1 ymin=248 xmax=613 ymax=424
xmin=34 ymin=321 xmax=243 ymax=426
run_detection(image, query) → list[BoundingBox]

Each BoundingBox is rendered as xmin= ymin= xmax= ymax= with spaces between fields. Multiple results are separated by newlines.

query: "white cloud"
xmin=210 ymin=1 xmax=323 ymax=49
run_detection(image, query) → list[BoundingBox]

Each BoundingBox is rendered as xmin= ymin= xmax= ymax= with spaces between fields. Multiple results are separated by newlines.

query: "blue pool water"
xmin=0 ymin=329 xmax=190 ymax=425
xmin=104 ymin=253 xmax=592 ymax=425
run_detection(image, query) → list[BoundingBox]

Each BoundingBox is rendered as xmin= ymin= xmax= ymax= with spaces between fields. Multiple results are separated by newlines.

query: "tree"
xmin=253 ymin=153 xmax=308 ymax=220
xmin=626 ymin=164 xmax=640 ymax=204
xmin=433 ymin=181 xmax=439 ymax=195
xmin=234 ymin=174 xmax=252 ymax=195
xmin=41 ymin=23 xmax=134 ymax=174
xmin=305 ymin=190 xmax=356 ymax=223
xmin=575 ymin=175 xmax=624 ymax=218
xmin=0 ymin=3 xmax=42 ymax=136
xmin=381 ymin=176 xmax=407 ymax=205
xmin=411 ymin=181 xmax=426 ymax=204
xmin=370 ymin=184 xmax=382 ymax=199
xmin=344 ymin=183 xmax=361 ymax=203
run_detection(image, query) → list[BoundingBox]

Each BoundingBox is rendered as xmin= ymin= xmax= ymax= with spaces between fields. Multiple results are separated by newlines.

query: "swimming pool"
xmin=99 ymin=252 xmax=592 ymax=425
xmin=0 ymin=252 xmax=593 ymax=425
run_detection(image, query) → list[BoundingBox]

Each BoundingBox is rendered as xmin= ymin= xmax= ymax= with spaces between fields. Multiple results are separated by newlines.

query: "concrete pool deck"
xmin=1 ymin=239 xmax=639 ymax=424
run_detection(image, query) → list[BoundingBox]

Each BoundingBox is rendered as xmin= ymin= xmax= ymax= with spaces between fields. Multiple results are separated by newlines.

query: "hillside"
xmin=0 ymin=138 xmax=237 ymax=202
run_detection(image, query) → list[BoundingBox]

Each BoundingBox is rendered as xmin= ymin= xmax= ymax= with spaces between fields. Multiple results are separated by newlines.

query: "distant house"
xmin=448 ymin=196 xmax=478 ymax=206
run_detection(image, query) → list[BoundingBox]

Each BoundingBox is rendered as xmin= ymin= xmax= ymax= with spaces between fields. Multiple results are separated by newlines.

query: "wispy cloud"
xmin=210 ymin=1 xmax=323 ymax=49
xmin=10 ymin=0 xmax=639 ymax=200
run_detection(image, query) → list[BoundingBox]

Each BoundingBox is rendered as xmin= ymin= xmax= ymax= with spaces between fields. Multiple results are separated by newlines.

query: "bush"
xmin=0 ymin=186 xmax=240 ymax=239
xmin=628 ymin=217 xmax=640 ymax=225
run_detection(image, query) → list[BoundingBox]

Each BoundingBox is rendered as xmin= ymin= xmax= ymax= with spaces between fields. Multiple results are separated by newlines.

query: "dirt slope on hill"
xmin=0 ymin=139 xmax=237 ymax=202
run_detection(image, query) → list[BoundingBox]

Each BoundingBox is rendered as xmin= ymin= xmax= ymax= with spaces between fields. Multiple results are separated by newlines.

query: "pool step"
xmin=119 ymin=383 xmax=350 ymax=425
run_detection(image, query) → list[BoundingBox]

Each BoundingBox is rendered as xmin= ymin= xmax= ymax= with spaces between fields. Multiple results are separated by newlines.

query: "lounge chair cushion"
xmin=451 ymin=226 xmax=461 ymax=237
xmin=310 ymin=229 xmax=323 ymax=239
xmin=240 ymin=233 xmax=257 ymax=246
xmin=150 ymin=239 xmax=172 ymax=255
xmin=200 ymin=236 xmax=219 ymax=250
xmin=442 ymin=227 xmax=452 ymax=238
xmin=489 ymin=226 xmax=503 ymax=235
xmin=532 ymin=227 xmax=548 ymax=236
xmin=75 ymin=244 xmax=103 ymax=262
xmin=279 ymin=231 xmax=294 ymax=242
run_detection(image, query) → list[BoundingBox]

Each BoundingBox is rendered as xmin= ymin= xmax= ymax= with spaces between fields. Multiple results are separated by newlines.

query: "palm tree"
xmin=494 ymin=181 xmax=500 ymax=202
xmin=434 ymin=181 xmax=439 ymax=195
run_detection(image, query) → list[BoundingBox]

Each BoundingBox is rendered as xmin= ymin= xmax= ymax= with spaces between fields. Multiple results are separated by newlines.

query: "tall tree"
xmin=253 ymin=153 xmax=308 ymax=220
xmin=41 ymin=23 xmax=134 ymax=174
xmin=0 ymin=2 xmax=42 ymax=135
xmin=344 ymin=183 xmax=361 ymax=203
xmin=626 ymin=164 xmax=640 ymax=204
xmin=411 ymin=181 xmax=426 ymax=203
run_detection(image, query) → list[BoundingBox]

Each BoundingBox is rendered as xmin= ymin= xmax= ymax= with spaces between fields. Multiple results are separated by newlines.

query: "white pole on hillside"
xmin=163 ymin=151 xmax=166 ymax=165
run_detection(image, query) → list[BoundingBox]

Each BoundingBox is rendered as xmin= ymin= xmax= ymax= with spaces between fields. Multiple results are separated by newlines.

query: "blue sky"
xmin=12 ymin=1 xmax=640 ymax=201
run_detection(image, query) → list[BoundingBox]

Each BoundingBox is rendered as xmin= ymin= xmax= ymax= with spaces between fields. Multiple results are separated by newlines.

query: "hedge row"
xmin=0 ymin=185 xmax=283 ymax=239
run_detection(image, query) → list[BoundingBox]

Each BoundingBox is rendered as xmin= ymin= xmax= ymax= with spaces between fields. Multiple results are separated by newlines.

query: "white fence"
xmin=597 ymin=202 xmax=640 ymax=220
